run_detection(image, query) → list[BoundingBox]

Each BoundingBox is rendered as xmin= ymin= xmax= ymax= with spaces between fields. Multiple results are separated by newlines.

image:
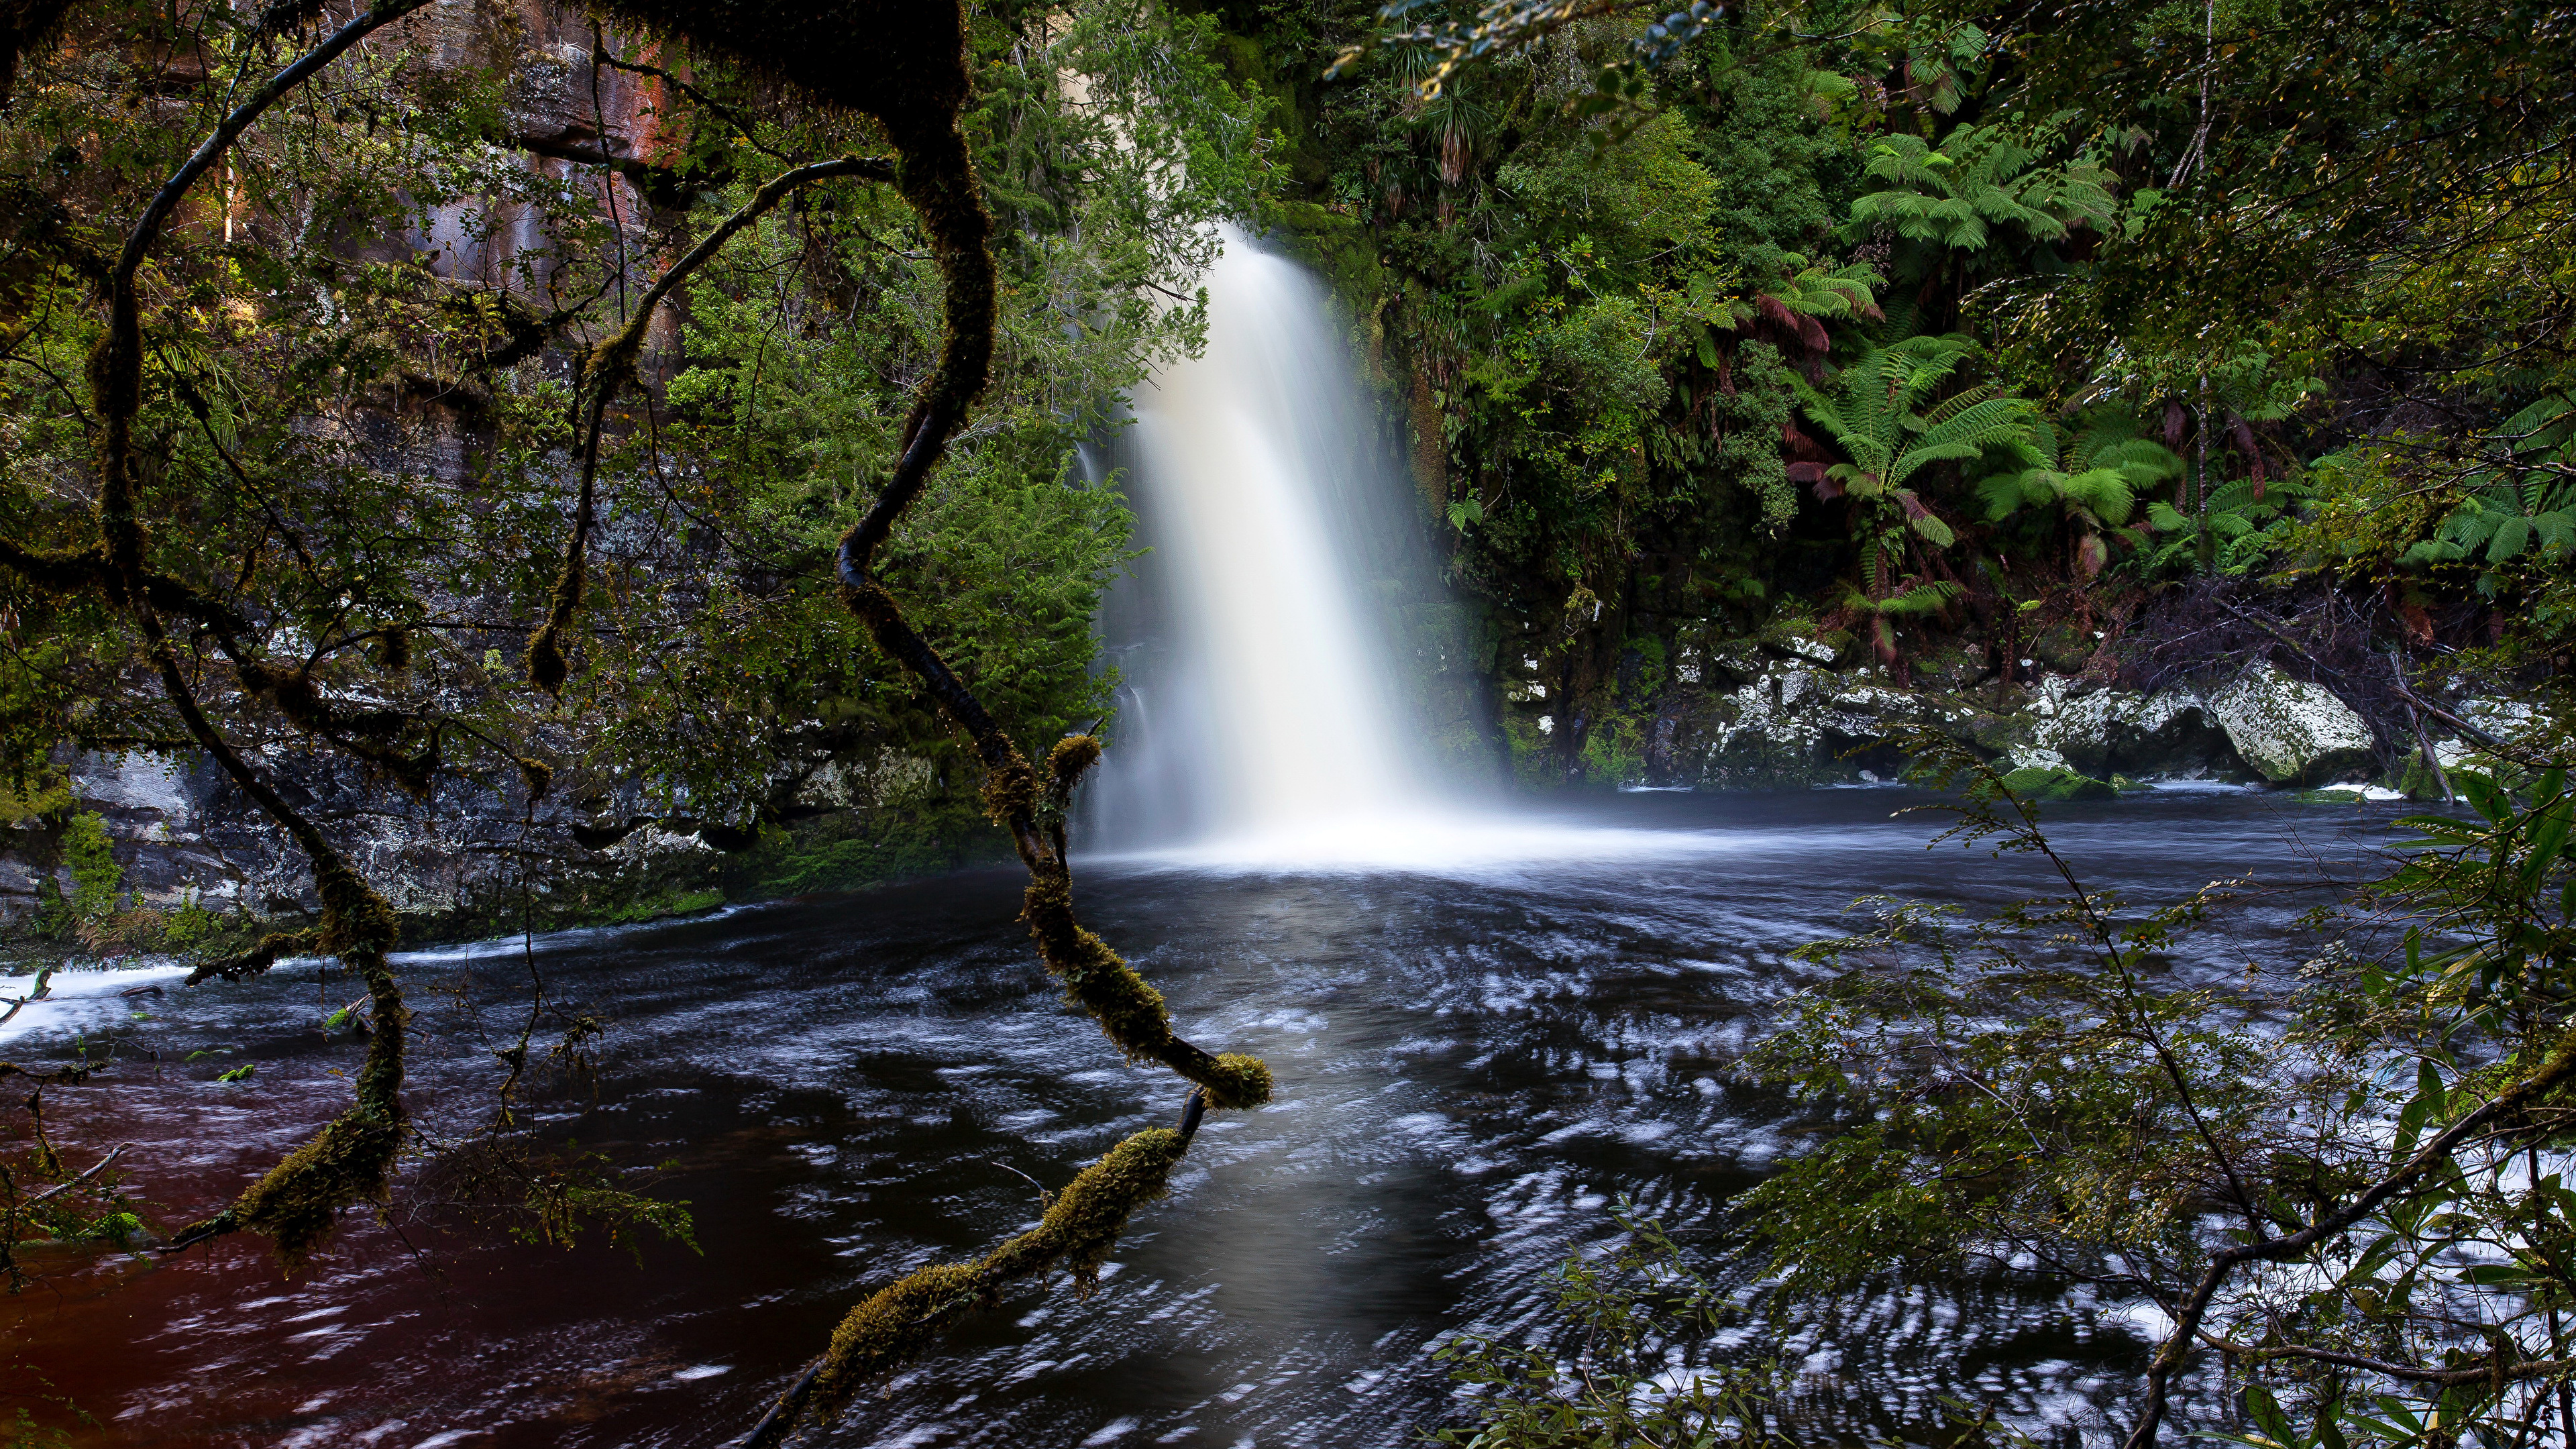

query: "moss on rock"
xmin=1999 ymin=766 xmax=2117 ymax=802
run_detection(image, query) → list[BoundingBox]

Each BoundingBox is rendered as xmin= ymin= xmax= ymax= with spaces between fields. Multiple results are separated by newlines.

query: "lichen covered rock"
xmin=2206 ymin=662 xmax=2377 ymax=785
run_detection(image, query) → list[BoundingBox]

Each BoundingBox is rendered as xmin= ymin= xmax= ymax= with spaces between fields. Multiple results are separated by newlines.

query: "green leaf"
xmin=2246 ymin=1385 xmax=2299 ymax=1449
xmin=2459 ymin=771 xmax=2509 ymax=824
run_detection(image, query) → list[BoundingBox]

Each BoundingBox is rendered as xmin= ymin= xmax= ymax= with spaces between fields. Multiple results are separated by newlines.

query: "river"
xmin=0 ymin=786 xmax=2406 ymax=1446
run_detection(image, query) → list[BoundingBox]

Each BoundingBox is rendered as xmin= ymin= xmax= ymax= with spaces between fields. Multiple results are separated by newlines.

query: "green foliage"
xmin=40 ymin=813 xmax=119 ymax=936
xmin=1847 ymin=123 xmax=2118 ymax=284
xmin=2137 ymin=472 xmax=2316 ymax=579
xmin=0 ymin=760 xmax=64 ymax=829
xmin=2397 ymin=392 xmax=2576 ymax=593
xmin=1831 ymin=578 xmax=1960 ymax=666
xmin=1733 ymin=741 xmax=2576 ymax=1448
xmin=1995 ymin=764 xmax=2113 ymax=800
xmin=1976 ymin=407 xmax=2180 ymax=578
xmin=158 ymin=890 xmax=221 ymax=951
xmin=1792 ymin=333 xmax=2033 ymax=592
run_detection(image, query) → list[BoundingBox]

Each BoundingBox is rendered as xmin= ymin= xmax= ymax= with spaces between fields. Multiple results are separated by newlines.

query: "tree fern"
xmin=1976 ymin=408 xmax=2182 ymax=578
xmin=2400 ymin=392 xmax=2576 ymax=593
xmin=1846 ymin=124 xmax=2118 ymax=282
xmin=1793 ymin=333 xmax=2035 ymax=600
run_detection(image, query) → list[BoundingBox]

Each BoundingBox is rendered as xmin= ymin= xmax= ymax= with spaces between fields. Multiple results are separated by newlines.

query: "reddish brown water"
xmin=0 ymin=790 xmax=2404 ymax=1447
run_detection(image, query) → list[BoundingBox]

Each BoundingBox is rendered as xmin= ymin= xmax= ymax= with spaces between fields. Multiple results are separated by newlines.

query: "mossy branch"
xmin=691 ymin=5 xmax=1265 ymax=1436
xmin=742 ymin=1126 xmax=1191 ymax=1446
xmin=523 ymin=152 xmax=894 ymax=693
xmin=184 ymin=928 xmax=319 ymax=985
xmin=74 ymin=0 xmax=427 ymax=1269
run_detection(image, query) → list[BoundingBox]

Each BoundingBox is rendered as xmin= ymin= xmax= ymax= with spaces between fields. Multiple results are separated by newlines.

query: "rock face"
xmin=0 ymin=0 xmax=1020 ymax=955
xmin=0 ymin=744 xmax=993 ymax=950
xmin=1548 ymin=637 xmax=2410 ymax=794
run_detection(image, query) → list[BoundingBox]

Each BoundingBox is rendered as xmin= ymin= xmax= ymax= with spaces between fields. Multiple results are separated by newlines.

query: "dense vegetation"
xmin=1295 ymin=3 xmax=2576 ymax=1446
xmin=1230 ymin=0 xmax=2576 ymax=783
xmin=0 ymin=0 xmax=2571 ymax=1444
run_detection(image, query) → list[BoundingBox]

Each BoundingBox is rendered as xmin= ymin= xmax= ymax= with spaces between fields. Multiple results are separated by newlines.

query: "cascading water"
xmin=1087 ymin=225 xmax=1438 ymax=854
xmin=1086 ymin=228 xmax=1745 ymax=870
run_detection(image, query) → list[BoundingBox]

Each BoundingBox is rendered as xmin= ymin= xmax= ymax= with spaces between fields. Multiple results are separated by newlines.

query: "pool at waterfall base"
xmin=0 ymin=788 xmax=2404 ymax=1447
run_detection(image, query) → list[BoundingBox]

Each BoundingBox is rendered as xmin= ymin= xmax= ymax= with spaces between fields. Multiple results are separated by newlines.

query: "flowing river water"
xmin=1 ymin=788 xmax=2407 ymax=1447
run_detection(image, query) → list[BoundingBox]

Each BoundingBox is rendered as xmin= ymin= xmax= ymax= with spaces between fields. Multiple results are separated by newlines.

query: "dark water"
xmin=0 ymin=789 xmax=2410 ymax=1448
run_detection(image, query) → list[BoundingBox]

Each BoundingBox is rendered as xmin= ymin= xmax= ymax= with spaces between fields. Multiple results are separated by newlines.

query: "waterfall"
xmin=1087 ymin=225 xmax=1436 ymax=853
xmin=1081 ymin=231 xmax=1752 ymax=871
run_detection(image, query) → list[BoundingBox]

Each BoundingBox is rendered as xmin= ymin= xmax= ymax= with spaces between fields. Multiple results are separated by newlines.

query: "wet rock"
xmin=2033 ymin=623 xmax=2096 ymax=675
xmin=2035 ymin=686 xmax=2246 ymax=780
xmin=2206 ymin=662 xmax=2377 ymax=786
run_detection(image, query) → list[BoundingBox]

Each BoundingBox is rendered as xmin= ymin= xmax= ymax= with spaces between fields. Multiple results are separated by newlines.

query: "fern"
xmin=1794 ymin=332 xmax=2035 ymax=611
xmin=2401 ymin=392 xmax=2576 ymax=592
xmin=1976 ymin=408 xmax=2180 ymax=578
xmin=1847 ymin=124 xmax=2118 ymax=265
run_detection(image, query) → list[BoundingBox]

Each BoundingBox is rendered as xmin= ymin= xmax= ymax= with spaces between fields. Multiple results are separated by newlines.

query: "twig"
xmin=29 ymin=1143 xmax=127 ymax=1204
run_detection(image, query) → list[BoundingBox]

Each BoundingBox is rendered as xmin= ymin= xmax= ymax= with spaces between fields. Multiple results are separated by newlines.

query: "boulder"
xmin=2037 ymin=686 xmax=2246 ymax=780
xmin=2206 ymin=663 xmax=2377 ymax=786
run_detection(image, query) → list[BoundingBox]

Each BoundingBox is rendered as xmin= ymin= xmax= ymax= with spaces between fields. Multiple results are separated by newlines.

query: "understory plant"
xmin=1446 ymin=731 xmax=2576 ymax=1449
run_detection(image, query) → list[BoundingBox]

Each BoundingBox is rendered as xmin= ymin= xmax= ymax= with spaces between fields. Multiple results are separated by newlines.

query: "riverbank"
xmin=2 ymin=631 xmax=2499 ymax=969
xmin=0 ymin=746 xmax=1012 ymax=967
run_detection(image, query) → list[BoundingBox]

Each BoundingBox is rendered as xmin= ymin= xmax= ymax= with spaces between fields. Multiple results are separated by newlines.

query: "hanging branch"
xmin=523 ymin=152 xmax=896 ymax=692
xmin=702 ymin=13 xmax=1271 ymax=1440
xmin=74 ymin=0 xmax=433 ymax=1268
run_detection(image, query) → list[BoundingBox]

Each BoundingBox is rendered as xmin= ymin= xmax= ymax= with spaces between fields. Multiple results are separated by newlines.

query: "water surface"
xmin=0 ymin=789 xmax=2406 ymax=1447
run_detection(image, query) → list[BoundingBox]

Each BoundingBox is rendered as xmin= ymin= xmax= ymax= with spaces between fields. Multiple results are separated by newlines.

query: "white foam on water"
xmin=0 ymin=959 xmax=193 ymax=1048
xmin=1087 ymin=806 xmax=1768 ymax=877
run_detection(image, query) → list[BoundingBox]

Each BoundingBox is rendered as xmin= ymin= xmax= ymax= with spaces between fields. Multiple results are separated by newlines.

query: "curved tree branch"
xmin=523 ymin=152 xmax=894 ymax=692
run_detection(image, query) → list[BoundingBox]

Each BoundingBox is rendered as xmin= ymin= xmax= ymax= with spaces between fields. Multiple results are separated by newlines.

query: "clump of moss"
xmin=1016 ymin=873 xmax=1273 ymax=1109
xmin=1045 ymin=734 xmax=1101 ymax=802
xmin=227 ymin=1111 xmax=403 ymax=1268
xmin=1998 ymin=765 xmax=2116 ymax=802
xmin=977 ymin=755 xmax=1042 ymax=827
xmin=809 ymin=1128 xmax=1186 ymax=1415
xmin=812 ymin=1262 xmax=985 ymax=1409
xmin=1201 ymin=1054 xmax=1274 ymax=1112
xmin=186 ymin=928 xmax=319 ymax=985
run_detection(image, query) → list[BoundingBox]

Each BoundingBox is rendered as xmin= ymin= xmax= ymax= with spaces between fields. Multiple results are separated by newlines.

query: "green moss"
xmin=725 ymin=802 xmax=1002 ymax=900
xmin=602 ymin=888 xmax=725 ymax=924
xmin=1578 ymin=711 xmax=1647 ymax=788
xmin=1499 ymin=709 xmax=1562 ymax=790
xmin=1202 ymin=1053 xmax=1274 ymax=1111
xmin=810 ymin=1128 xmax=1189 ymax=1415
xmin=1998 ymin=766 xmax=2117 ymax=802
xmin=60 ymin=811 xmax=119 ymax=923
xmin=812 ymin=1261 xmax=986 ymax=1411
xmin=160 ymin=889 xmax=221 ymax=949
xmin=225 ymin=1109 xmax=403 ymax=1269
